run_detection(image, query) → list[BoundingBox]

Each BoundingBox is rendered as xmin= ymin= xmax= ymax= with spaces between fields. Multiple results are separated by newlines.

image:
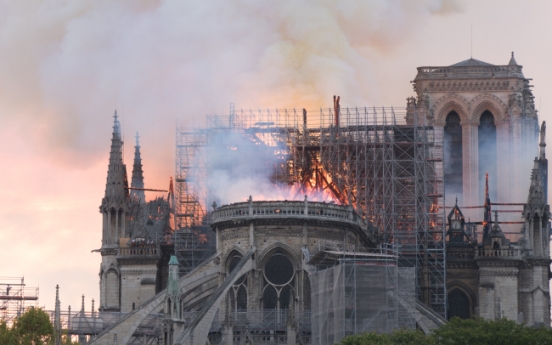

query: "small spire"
xmin=539 ymin=121 xmax=546 ymax=160
xmin=130 ymin=131 xmax=145 ymax=202
xmin=508 ymin=51 xmax=518 ymax=66
xmin=113 ymin=110 xmax=121 ymax=136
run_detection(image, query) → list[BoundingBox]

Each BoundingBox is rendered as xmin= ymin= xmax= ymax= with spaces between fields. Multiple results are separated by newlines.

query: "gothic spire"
xmin=131 ymin=132 xmax=145 ymax=202
xmin=104 ymin=111 xmax=127 ymax=198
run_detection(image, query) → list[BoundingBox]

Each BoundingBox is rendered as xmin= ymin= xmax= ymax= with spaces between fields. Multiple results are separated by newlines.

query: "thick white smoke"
xmin=0 ymin=0 xmax=463 ymax=173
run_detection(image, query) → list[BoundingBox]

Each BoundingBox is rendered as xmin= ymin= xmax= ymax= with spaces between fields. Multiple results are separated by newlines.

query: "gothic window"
xmin=447 ymin=289 xmax=471 ymax=320
xmin=478 ymin=110 xmax=497 ymax=201
xmin=262 ymin=249 xmax=295 ymax=311
xmin=444 ymin=111 xmax=463 ymax=202
xmin=227 ymin=252 xmax=247 ymax=312
xmin=262 ymin=285 xmax=278 ymax=309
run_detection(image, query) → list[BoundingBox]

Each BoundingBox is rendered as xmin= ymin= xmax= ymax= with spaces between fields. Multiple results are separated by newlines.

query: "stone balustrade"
xmin=416 ymin=65 xmax=523 ymax=79
xmin=476 ymin=248 xmax=522 ymax=258
xmin=211 ymin=199 xmax=362 ymax=226
xmin=117 ymin=247 xmax=160 ymax=257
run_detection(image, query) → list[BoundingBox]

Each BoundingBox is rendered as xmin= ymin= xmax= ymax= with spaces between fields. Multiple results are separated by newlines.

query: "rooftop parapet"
xmin=414 ymin=64 xmax=524 ymax=81
xmin=210 ymin=198 xmax=366 ymax=228
xmin=475 ymin=248 xmax=522 ymax=259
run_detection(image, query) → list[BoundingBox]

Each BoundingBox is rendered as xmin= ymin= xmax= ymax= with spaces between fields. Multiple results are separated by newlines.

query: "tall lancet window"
xmin=478 ymin=111 xmax=497 ymax=201
xmin=444 ymin=111 xmax=463 ymax=203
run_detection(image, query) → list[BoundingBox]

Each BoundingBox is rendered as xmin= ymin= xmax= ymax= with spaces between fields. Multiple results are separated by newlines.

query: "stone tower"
xmin=97 ymin=113 xmax=171 ymax=313
xmin=408 ymin=53 xmax=539 ymax=210
xmin=99 ymin=111 xmax=128 ymax=312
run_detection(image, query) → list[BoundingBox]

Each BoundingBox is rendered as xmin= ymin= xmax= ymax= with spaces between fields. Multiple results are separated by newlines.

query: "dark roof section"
xmin=450 ymin=58 xmax=495 ymax=67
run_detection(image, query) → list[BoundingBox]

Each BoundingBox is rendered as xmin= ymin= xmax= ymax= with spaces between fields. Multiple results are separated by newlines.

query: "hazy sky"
xmin=1 ymin=0 xmax=551 ymax=312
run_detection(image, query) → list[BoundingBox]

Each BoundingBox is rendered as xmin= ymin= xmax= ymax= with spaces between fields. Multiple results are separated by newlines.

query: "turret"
xmin=100 ymin=111 xmax=128 ymax=247
xmin=508 ymin=51 xmax=518 ymax=66
xmin=165 ymin=255 xmax=181 ymax=320
xmin=131 ymin=132 xmax=146 ymax=202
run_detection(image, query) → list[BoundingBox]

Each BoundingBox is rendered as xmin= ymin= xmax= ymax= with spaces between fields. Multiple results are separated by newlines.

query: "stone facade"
xmin=206 ymin=198 xmax=377 ymax=344
xmin=445 ymin=135 xmax=551 ymax=326
xmin=407 ymin=54 xmax=539 ymax=211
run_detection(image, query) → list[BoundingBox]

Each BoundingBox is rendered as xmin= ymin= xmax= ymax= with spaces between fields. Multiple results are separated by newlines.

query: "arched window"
xmin=262 ymin=250 xmax=295 ymax=312
xmin=444 ymin=111 xmax=463 ymax=202
xmin=447 ymin=289 xmax=471 ymax=320
xmin=227 ymin=252 xmax=247 ymax=313
xmin=478 ymin=110 xmax=497 ymax=201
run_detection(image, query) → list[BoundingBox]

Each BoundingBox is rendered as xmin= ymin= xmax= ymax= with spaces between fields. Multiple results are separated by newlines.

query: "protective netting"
xmin=311 ymin=261 xmax=415 ymax=345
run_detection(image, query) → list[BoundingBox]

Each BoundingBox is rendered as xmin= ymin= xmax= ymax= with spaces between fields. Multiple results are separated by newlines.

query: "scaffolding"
xmin=175 ymin=106 xmax=446 ymax=318
xmin=310 ymin=247 xmax=416 ymax=344
xmin=0 ymin=277 xmax=39 ymax=325
xmin=174 ymin=226 xmax=216 ymax=276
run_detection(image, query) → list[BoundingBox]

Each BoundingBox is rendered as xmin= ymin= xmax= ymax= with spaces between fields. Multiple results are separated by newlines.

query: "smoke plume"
xmin=0 ymin=0 xmax=463 ymax=172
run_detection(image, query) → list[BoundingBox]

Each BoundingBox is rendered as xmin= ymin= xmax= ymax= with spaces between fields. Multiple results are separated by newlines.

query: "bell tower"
xmin=409 ymin=53 xmax=539 ymax=211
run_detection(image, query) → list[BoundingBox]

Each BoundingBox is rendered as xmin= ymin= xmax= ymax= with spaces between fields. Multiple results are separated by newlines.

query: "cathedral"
xmin=89 ymin=54 xmax=550 ymax=345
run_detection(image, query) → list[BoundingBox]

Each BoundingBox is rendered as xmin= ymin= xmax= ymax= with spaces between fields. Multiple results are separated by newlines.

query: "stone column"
xmin=249 ymin=222 xmax=255 ymax=249
xmin=115 ymin=210 xmax=119 ymax=243
xmin=216 ymin=227 xmax=221 ymax=253
xmin=120 ymin=209 xmax=126 ymax=239
xmin=107 ymin=211 xmax=112 ymax=245
xmin=511 ymin=117 xmax=523 ymax=201
xmin=103 ymin=211 xmax=108 ymax=246
xmin=462 ymin=122 xmax=479 ymax=214
xmin=496 ymin=119 xmax=511 ymax=203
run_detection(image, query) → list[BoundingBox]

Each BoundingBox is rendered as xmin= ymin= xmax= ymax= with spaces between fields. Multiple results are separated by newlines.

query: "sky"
xmin=1 ymin=0 xmax=552 ymax=313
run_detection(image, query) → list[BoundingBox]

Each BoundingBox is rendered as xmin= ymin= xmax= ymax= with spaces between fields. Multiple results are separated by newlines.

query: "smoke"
xmin=0 ymin=0 xmax=463 ymax=172
xmin=201 ymin=131 xmax=284 ymax=205
xmin=0 ymin=0 xmax=463 ymax=310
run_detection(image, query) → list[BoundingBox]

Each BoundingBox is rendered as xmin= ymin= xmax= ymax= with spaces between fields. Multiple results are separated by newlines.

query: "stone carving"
xmin=220 ymin=228 xmax=249 ymax=241
xmin=257 ymin=227 xmax=302 ymax=238
xmin=479 ymin=269 xmax=519 ymax=277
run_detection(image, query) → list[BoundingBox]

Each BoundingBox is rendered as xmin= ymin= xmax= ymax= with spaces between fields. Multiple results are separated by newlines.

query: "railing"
xmin=476 ymin=248 xmax=522 ymax=258
xmin=211 ymin=200 xmax=362 ymax=226
xmin=117 ymin=247 xmax=160 ymax=256
xmin=417 ymin=66 xmax=522 ymax=78
xmin=416 ymin=65 xmax=523 ymax=79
